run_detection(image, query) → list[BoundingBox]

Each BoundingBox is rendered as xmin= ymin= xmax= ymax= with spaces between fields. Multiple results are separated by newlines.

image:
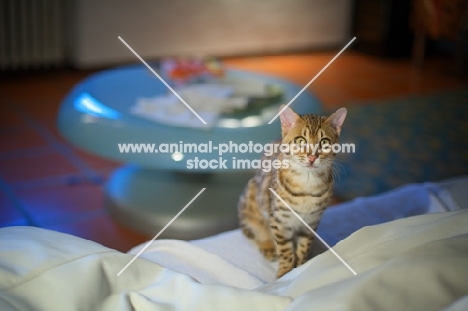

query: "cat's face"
xmin=279 ymin=106 xmax=347 ymax=171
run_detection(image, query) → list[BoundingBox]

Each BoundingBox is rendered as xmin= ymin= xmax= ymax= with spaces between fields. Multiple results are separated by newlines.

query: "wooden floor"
xmin=0 ymin=50 xmax=466 ymax=252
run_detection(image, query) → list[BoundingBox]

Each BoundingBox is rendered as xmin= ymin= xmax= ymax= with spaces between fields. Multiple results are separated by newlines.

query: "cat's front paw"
xmin=276 ymin=268 xmax=289 ymax=279
xmin=241 ymin=227 xmax=255 ymax=240
xmin=258 ymin=241 xmax=277 ymax=261
xmin=261 ymin=247 xmax=277 ymax=261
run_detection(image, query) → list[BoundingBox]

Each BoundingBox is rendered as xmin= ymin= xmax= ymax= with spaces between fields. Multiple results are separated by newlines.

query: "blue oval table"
xmin=58 ymin=64 xmax=321 ymax=239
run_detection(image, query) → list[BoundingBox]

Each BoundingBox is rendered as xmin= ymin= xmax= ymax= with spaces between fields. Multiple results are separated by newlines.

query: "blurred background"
xmin=1 ymin=0 xmax=467 ymax=251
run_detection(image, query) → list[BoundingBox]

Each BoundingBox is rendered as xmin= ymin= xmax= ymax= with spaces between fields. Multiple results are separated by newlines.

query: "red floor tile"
xmin=0 ymin=73 xmax=68 ymax=102
xmin=75 ymin=150 xmax=121 ymax=172
xmin=38 ymin=118 xmax=72 ymax=145
xmin=37 ymin=119 xmax=120 ymax=172
xmin=0 ymin=126 xmax=47 ymax=152
xmin=54 ymin=69 xmax=97 ymax=91
xmin=16 ymin=183 xmax=104 ymax=225
xmin=44 ymin=213 xmax=149 ymax=252
xmin=0 ymin=104 xmax=24 ymax=127
xmin=14 ymin=99 xmax=63 ymax=121
xmin=0 ymin=153 xmax=79 ymax=183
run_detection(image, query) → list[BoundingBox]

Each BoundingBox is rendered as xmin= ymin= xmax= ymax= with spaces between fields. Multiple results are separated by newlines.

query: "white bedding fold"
xmin=1 ymin=210 xmax=468 ymax=310
xmin=0 ymin=227 xmax=290 ymax=311
xmin=128 ymin=236 xmax=271 ymax=289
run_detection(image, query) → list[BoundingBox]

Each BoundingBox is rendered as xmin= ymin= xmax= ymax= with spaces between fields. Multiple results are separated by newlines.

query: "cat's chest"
xmin=273 ymin=170 xmax=331 ymax=213
xmin=283 ymin=196 xmax=329 ymax=214
xmin=290 ymin=211 xmax=321 ymax=229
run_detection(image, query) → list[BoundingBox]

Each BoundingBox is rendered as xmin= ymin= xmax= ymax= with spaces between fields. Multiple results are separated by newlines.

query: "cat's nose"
xmin=308 ymin=155 xmax=317 ymax=164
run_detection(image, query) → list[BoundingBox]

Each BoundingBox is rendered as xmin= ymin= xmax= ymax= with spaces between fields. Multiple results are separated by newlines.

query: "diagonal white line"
xmin=117 ymin=188 xmax=206 ymax=276
xmin=118 ymin=36 xmax=207 ymax=125
xmin=268 ymin=37 xmax=356 ymax=124
xmin=269 ymin=188 xmax=357 ymax=275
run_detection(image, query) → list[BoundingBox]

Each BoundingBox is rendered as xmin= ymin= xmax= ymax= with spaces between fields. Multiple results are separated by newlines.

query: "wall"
xmin=68 ymin=0 xmax=353 ymax=68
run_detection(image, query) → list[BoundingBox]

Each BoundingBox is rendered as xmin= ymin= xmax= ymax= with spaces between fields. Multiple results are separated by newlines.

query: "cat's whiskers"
xmin=331 ymin=159 xmax=346 ymax=180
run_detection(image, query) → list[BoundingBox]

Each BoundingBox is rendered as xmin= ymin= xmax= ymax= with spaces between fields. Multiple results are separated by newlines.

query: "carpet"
xmin=333 ymin=88 xmax=468 ymax=200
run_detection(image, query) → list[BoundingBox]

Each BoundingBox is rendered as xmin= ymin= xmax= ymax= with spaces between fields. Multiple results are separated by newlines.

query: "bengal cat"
xmin=238 ymin=105 xmax=347 ymax=278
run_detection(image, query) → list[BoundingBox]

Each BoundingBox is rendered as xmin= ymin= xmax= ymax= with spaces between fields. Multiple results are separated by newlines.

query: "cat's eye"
xmin=320 ymin=138 xmax=331 ymax=148
xmin=294 ymin=136 xmax=307 ymax=146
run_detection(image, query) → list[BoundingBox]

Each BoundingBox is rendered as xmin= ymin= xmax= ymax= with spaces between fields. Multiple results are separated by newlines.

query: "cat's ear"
xmin=279 ymin=105 xmax=300 ymax=135
xmin=326 ymin=108 xmax=347 ymax=135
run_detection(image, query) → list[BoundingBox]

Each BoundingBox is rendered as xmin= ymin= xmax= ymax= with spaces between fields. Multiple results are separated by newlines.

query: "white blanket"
xmin=129 ymin=230 xmax=276 ymax=289
xmin=128 ymin=182 xmax=455 ymax=290
xmin=1 ymin=209 xmax=468 ymax=310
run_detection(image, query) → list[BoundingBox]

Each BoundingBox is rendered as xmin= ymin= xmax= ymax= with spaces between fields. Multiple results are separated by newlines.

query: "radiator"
xmin=0 ymin=0 xmax=65 ymax=70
